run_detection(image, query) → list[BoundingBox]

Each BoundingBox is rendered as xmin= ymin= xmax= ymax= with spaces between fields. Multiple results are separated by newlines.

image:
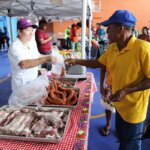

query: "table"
xmin=0 ymin=72 xmax=97 ymax=150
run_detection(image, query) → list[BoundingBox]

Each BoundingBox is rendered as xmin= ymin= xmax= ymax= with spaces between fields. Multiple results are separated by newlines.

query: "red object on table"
xmin=0 ymin=72 xmax=97 ymax=150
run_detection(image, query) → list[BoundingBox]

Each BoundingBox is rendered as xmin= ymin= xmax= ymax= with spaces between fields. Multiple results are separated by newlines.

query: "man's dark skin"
xmin=65 ymin=23 xmax=150 ymax=102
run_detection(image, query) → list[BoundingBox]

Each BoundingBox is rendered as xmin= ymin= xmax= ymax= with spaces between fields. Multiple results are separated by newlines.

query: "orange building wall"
xmin=93 ymin=0 xmax=150 ymax=31
xmin=48 ymin=0 xmax=150 ymax=33
xmin=46 ymin=19 xmax=82 ymax=36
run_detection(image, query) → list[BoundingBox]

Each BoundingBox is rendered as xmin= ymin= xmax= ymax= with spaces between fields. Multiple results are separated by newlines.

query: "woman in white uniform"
xmin=8 ymin=18 xmax=56 ymax=91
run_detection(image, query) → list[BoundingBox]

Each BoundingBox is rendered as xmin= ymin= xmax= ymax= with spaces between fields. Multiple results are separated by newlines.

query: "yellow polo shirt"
xmin=99 ymin=35 xmax=150 ymax=123
xmin=106 ymin=69 xmax=112 ymax=87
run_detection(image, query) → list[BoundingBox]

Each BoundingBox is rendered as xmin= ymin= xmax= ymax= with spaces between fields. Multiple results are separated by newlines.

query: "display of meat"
xmin=45 ymin=79 xmax=79 ymax=106
xmin=0 ymin=106 xmax=70 ymax=141
xmin=0 ymin=107 xmax=16 ymax=125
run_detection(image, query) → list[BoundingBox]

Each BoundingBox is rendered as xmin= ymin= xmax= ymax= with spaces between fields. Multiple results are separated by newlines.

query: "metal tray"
xmin=0 ymin=106 xmax=71 ymax=143
xmin=43 ymin=87 xmax=80 ymax=109
xmin=50 ymin=78 xmax=77 ymax=87
xmin=58 ymin=78 xmax=77 ymax=87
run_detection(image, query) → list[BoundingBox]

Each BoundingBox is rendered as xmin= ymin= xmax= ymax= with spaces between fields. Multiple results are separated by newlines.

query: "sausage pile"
xmin=45 ymin=79 xmax=78 ymax=106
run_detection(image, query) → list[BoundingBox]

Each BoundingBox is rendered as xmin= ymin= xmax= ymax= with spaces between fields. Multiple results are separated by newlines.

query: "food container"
xmin=44 ymin=87 xmax=80 ymax=109
xmin=0 ymin=106 xmax=71 ymax=143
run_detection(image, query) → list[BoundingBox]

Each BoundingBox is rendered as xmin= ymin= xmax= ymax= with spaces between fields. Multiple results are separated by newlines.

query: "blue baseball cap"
xmin=100 ymin=10 xmax=137 ymax=27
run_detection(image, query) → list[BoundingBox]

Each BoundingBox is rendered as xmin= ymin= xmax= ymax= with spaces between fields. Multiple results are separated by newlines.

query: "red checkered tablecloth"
xmin=0 ymin=72 xmax=97 ymax=150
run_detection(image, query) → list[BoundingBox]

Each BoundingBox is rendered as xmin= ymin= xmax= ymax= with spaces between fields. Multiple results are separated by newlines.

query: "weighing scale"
xmin=65 ymin=65 xmax=87 ymax=80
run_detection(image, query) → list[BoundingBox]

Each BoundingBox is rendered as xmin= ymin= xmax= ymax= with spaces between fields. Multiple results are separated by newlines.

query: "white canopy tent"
xmin=0 ymin=0 xmax=89 ymax=18
xmin=0 ymin=0 xmax=93 ymax=59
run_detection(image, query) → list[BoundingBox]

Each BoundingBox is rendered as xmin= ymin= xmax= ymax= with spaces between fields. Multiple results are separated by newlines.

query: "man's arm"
xmin=100 ymin=67 xmax=106 ymax=93
xmin=100 ymin=67 xmax=108 ymax=100
xmin=125 ymin=77 xmax=150 ymax=93
xmin=110 ymin=77 xmax=150 ymax=102
xmin=65 ymin=59 xmax=106 ymax=68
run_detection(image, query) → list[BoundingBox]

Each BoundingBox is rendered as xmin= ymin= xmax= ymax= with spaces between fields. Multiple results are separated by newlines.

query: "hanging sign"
xmin=50 ymin=0 xmax=63 ymax=6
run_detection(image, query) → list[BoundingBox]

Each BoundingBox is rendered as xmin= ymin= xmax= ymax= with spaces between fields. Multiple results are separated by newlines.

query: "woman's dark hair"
xmin=39 ymin=20 xmax=48 ymax=29
xmin=142 ymin=26 xmax=149 ymax=34
xmin=71 ymin=23 xmax=76 ymax=28
xmin=76 ymin=22 xmax=82 ymax=27
xmin=142 ymin=26 xmax=148 ymax=30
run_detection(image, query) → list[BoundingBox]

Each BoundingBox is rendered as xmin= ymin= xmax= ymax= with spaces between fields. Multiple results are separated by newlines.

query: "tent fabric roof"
xmin=0 ymin=0 xmax=92 ymax=19
xmin=0 ymin=0 xmax=92 ymax=60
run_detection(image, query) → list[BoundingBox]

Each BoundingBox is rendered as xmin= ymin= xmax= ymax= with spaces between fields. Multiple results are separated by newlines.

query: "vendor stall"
xmin=0 ymin=72 xmax=97 ymax=150
xmin=0 ymin=0 xmax=92 ymax=59
xmin=0 ymin=0 xmax=93 ymax=78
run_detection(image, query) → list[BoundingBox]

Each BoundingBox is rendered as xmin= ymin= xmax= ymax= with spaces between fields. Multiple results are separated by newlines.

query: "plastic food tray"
xmin=0 ymin=106 xmax=71 ymax=143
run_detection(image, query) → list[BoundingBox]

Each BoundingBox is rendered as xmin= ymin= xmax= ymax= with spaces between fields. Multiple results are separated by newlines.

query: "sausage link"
xmin=47 ymin=97 xmax=64 ymax=105
xmin=49 ymin=91 xmax=64 ymax=104
xmin=67 ymin=89 xmax=75 ymax=100
xmin=44 ymin=98 xmax=51 ymax=105
xmin=70 ymin=94 xmax=78 ymax=105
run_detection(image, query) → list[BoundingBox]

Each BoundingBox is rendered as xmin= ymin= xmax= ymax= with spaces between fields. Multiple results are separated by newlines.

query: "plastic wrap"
xmin=8 ymin=75 xmax=49 ymax=108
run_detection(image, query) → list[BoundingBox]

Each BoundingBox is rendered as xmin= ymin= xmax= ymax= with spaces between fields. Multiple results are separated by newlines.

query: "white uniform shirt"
xmin=8 ymin=38 xmax=40 ymax=91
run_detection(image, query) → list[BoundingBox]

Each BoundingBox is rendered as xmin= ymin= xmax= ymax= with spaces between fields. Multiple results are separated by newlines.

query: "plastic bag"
xmin=100 ymin=99 xmax=115 ymax=113
xmin=51 ymin=49 xmax=65 ymax=77
xmin=8 ymin=75 xmax=49 ymax=108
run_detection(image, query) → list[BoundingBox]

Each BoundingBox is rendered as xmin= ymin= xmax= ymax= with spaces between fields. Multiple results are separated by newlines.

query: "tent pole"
xmin=9 ymin=17 xmax=13 ymax=43
xmin=88 ymin=13 xmax=92 ymax=59
xmin=81 ymin=0 xmax=87 ymax=59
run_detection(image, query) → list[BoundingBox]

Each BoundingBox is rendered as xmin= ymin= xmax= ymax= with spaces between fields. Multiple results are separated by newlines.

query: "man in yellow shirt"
xmin=65 ymin=10 xmax=150 ymax=150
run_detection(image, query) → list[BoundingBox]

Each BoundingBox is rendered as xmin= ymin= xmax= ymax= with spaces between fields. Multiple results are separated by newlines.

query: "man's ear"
xmin=118 ymin=25 xmax=125 ymax=34
xmin=119 ymin=25 xmax=124 ymax=31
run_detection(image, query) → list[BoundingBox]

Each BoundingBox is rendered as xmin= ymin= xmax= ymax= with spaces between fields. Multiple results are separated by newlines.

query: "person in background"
xmin=148 ymin=27 xmax=150 ymax=36
xmin=64 ymin=26 xmax=71 ymax=49
xmin=138 ymin=26 xmax=150 ymax=42
xmin=70 ymin=23 xmax=76 ymax=43
xmin=3 ymin=26 xmax=10 ymax=49
xmin=0 ymin=28 xmax=5 ymax=51
xmin=70 ymin=22 xmax=82 ymax=50
xmin=95 ymin=23 xmax=106 ymax=48
xmin=133 ymin=27 xmax=139 ymax=38
xmin=86 ymin=19 xmax=96 ymax=38
xmin=65 ymin=10 xmax=150 ymax=150
xmin=94 ymin=23 xmax=100 ymax=39
xmin=8 ymin=18 xmax=56 ymax=91
xmin=35 ymin=19 xmax=52 ymax=70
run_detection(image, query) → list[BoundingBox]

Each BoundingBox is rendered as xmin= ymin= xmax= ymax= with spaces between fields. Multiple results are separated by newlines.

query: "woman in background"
xmin=138 ymin=26 xmax=150 ymax=42
xmin=35 ymin=19 xmax=52 ymax=70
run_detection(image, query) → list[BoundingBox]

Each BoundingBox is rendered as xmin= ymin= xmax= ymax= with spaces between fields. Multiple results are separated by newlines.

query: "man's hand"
xmin=100 ymin=87 xmax=111 ymax=102
xmin=46 ymin=56 xmax=57 ymax=64
xmin=109 ymin=88 xmax=128 ymax=102
xmin=65 ymin=58 xmax=76 ymax=66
